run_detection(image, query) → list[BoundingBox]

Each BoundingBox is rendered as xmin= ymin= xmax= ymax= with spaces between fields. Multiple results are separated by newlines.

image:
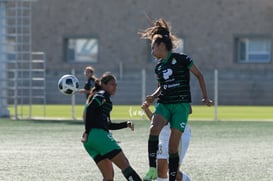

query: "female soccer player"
xmin=79 ymin=66 xmax=97 ymax=99
xmin=141 ymin=101 xmax=192 ymax=181
xmin=82 ymin=72 xmax=141 ymax=181
xmin=139 ymin=18 xmax=212 ymax=181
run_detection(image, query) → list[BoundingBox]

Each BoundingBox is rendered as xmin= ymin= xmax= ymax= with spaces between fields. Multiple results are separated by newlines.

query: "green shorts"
xmin=83 ymin=128 xmax=121 ymax=161
xmin=154 ymin=103 xmax=190 ymax=132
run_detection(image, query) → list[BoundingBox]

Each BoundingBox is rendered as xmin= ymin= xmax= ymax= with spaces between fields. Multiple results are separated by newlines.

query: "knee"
xmin=119 ymin=157 xmax=130 ymax=170
xmin=150 ymin=125 xmax=161 ymax=135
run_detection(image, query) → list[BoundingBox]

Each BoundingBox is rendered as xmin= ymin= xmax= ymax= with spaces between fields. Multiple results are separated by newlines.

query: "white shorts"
xmin=157 ymin=124 xmax=191 ymax=163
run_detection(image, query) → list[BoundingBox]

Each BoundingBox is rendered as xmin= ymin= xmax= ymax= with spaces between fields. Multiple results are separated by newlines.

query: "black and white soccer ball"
xmin=58 ymin=74 xmax=79 ymax=96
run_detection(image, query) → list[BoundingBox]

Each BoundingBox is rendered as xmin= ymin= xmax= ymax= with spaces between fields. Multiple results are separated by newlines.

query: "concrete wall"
xmin=30 ymin=0 xmax=273 ymax=105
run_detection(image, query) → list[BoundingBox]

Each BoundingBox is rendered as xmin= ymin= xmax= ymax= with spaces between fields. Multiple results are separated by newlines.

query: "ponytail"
xmin=139 ymin=18 xmax=180 ymax=51
xmin=86 ymin=73 xmax=116 ymax=103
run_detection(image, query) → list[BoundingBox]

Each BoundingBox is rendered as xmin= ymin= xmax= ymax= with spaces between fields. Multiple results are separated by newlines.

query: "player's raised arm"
xmin=141 ymin=101 xmax=153 ymax=121
xmin=190 ymin=64 xmax=213 ymax=106
xmin=146 ymin=86 xmax=161 ymax=104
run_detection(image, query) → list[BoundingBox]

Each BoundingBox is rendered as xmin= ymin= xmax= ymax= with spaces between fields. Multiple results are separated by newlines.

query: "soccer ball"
xmin=58 ymin=74 xmax=79 ymax=95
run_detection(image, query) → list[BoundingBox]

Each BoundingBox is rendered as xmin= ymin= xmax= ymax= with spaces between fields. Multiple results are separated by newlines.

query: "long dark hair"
xmin=86 ymin=72 xmax=116 ymax=103
xmin=139 ymin=18 xmax=180 ymax=51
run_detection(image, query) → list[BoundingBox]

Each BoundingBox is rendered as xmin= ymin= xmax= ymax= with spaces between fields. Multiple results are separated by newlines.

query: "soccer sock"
xmin=148 ymin=135 xmax=159 ymax=168
xmin=168 ymin=152 xmax=179 ymax=181
xmin=157 ymin=177 xmax=168 ymax=181
xmin=182 ymin=172 xmax=191 ymax=181
xmin=122 ymin=166 xmax=141 ymax=181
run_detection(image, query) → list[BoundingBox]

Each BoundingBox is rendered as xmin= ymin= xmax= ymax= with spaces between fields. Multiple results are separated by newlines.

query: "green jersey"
xmin=84 ymin=90 xmax=128 ymax=133
xmin=85 ymin=90 xmax=112 ymax=133
xmin=155 ymin=52 xmax=194 ymax=104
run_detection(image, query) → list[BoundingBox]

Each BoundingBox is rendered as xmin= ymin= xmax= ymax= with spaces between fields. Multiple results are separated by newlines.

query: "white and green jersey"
xmin=155 ymin=52 xmax=194 ymax=104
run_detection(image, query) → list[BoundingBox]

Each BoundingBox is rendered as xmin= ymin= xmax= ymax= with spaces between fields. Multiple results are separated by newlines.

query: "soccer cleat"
xmin=143 ymin=167 xmax=157 ymax=181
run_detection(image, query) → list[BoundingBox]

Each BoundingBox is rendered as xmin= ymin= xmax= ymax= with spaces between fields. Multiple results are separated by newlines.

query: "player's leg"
xmin=90 ymin=130 xmax=141 ymax=181
xmin=88 ymin=130 xmax=141 ymax=181
xmin=111 ymin=151 xmax=141 ymax=181
xmin=157 ymin=159 xmax=168 ymax=180
xmin=96 ymin=159 xmax=114 ymax=181
xmin=156 ymin=124 xmax=191 ymax=181
xmin=144 ymin=114 xmax=168 ymax=180
xmin=169 ymin=103 xmax=190 ymax=181
xmin=180 ymin=125 xmax=191 ymax=163
xmin=168 ymin=128 xmax=182 ymax=181
xmin=83 ymin=148 xmax=113 ymax=180
xmin=157 ymin=125 xmax=171 ymax=180
xmin=83 ymin=129 xmax=122 ymax=180
xmin=177 ymin=125 xmax=192 ymax=181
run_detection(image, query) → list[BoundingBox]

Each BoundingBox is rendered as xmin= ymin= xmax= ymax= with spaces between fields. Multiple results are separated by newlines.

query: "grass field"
xmin=0 ymin=118 xmax=273 ymax=181
xmin=7 ymin=105 xmax=273 ymax=121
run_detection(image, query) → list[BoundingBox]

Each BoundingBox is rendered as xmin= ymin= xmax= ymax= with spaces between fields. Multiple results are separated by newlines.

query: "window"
xmin=65 ymin=38 xmax=98 ymax=63
xmin=7 ymin=37 xmax=16 ymax=61
xmin=236 ymin=37 xmax=271 ymax=63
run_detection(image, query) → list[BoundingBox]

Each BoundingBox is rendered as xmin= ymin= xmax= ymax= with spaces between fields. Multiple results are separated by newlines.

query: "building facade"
xmin=30 ymin=0 xmax=273 ymax=105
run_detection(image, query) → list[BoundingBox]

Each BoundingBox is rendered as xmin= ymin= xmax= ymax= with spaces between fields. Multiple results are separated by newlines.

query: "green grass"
xmin=7 ymin=105 xmax=273 ymax=121
xmin=0 ymin=118 xmax=272 ymax=180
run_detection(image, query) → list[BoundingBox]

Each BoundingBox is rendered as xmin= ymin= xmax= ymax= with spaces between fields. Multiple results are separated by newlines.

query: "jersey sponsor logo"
xmin=163 ymin=83 xmax=180 ymax=90
xmin=163 ymin=68 xmax=173 ymax=80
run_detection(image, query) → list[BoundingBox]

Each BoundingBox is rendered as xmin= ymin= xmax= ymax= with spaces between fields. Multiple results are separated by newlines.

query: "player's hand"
xmin=127 ymin=121 xmax=134 ymax=131
xmin=145 ymin=95 xmax=155 ymax=104
xmin=202 ymin=98 xmax=213 ymax=106
xmin=81 ymin=132 xmax=88 ymax=143
xmin=141 ymin=101 xmax=150 ymax=110
xmin=76 ymin=89 xmax=83 ymax=93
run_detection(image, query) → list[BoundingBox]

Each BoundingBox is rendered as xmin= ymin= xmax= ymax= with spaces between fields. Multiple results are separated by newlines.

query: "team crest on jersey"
xmin=172 ymin=59 xmax=177 ymax=65
xmin=163 ymin=68 xmax=173 ymax=80
xmin=186 ymin=55 xmax=192 ymax=61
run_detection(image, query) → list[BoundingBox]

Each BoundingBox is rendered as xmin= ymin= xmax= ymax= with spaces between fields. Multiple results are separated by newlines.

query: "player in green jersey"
xmin=139 ymin=18 xmax=212 ymax=181
xmin=82 ymin=72 xmax=141 ymax=181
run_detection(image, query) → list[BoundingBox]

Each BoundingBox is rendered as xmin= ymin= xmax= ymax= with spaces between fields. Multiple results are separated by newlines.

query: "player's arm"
xmin=109 ymin=121 xmax=134 ymax=131
xmin=146 ymin=86 xmax=161 ymax=104
xmin=79 ymin=88 xmax=89 ymax=94
xmin=79 ymin=81 xmax=93 ymax=94
xmin=190 ymin=64 xmax=212 ymax=106
xmin=141 ymin=101 xmax=153 ymax=121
